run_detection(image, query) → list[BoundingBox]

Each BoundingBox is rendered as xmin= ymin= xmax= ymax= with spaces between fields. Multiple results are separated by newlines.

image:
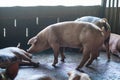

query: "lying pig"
xmin=101 ymin=33 xmax=120 ymax=57
xmin=75 ymin=16 xmax=111 ymax=60
xmin=27 ymin=21 xmax=105 ymax=70
xmin=0 ymin=62 xmax=19 ymax=80
xmin=67 ymin=70 xmax=91 ymax=80
xmin=0 ymin=43 xmax=39 ymax=68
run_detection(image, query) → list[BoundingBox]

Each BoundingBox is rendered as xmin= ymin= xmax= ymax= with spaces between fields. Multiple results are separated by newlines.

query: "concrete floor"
xmin=15 ymin=49 xmax=120 ymax=80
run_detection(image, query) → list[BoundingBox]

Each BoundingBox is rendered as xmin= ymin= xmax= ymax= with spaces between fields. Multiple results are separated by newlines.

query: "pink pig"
xmin=101 ymin=33 xmax=120 ymax=57
xmin=27 ymin=21 xmax=105 ymax=70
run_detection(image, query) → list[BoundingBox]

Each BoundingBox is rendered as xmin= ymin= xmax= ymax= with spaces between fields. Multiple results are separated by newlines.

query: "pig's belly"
xmin=59 ymin=41 xmax=82 ymax=48
xmin=56 ymin=35 xmax=82 ymax=48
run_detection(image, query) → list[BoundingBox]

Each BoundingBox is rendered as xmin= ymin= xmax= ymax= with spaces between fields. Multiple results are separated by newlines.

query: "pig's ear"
xmin=17 ymin=43 xmax=21 ymax=48
xmin=32 ymin=37 xmax=37 ymax=43
xmin=99 ymin=18 xmax=108 ymax=24
xmin=101 ymin=18 xmax=108 ymax=22
xmin=28 ymin=37 xmax=37 ymax=44
xmin=67 ymin=72 xmax=71 ymax=76
xmin=99 ymin=19 xmax=106 ymax=23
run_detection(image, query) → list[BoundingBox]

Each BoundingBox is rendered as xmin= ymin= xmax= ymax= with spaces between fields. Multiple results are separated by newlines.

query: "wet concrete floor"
xmin=15 ymin=49 xmax=120 ymax=80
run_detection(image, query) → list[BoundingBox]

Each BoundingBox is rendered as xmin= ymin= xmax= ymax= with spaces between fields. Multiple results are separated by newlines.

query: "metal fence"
xmin=0 ymin=6 xmax=101 ymax=49
xmin=0 ymin=1 xmax=119 ymax=49
xmin=104 ymin=0 xmax=120 ymax=33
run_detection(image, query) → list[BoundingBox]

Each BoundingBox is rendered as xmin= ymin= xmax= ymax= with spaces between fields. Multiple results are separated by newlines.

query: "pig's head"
xmin=27 ymin=35 xmax=49 ymax=53
xmin=27 ymin=36 xmax=39 ymax=53
xmin=67 ymin=71 xmax=91 ymax=80
xmin=95 ymin=18 xmax=111 ymax=41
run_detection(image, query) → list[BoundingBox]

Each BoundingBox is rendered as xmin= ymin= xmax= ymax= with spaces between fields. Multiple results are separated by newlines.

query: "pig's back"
xmin=109 ymin=33 xmax=120 ymax=45
xmin=44 ymin=21 xmax=103 ymax=48
xmin=75 ymin=16 xmax=101 ymax=23
xmin=50 ymin=22 xmax=83 ymax=47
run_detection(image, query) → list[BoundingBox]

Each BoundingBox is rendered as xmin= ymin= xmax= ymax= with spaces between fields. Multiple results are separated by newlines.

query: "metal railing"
xmin=102 ymin=0 xmax=120 ymax=33
xmin=0 ymin=0 xmax=120 ymax=49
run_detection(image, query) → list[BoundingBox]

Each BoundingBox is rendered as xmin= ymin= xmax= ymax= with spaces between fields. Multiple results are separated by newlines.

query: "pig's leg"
xmin=104 ymin=36 xmax=110 ymax=60
xmin=60 ymin=47 xmax=66 ymax=62
xmin=51 ymin=43 xmax=60 ymax=67
xmin=18 ymin=54 xmax=39 ymax=67
xmin=95 ymin=50 xmax=100 ymax=60
xmin=105 ymin=42 xmax=110 ymax=60
xmin=86 ymin=50 xmax=98 ymax=67
xmin=19 ymin=60 xmax=39 ymax=67
xmin=24 ymin=53 xmax=32 ymax=59
xmin=76 ymin=47 xmax=90 ymax=70
xmin=20 ymin=50 xmax=32 ymax=59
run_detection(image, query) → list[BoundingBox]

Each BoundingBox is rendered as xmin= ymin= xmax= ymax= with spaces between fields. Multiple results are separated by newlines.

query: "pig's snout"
xmin=27 ymin=48 xmax=31 ymax=53
xmin=27 ymin=40 xmax=34 ymax=53
xmin=27 ymin=41 xmax=31 ymax=45
xmin=27 ymin=44 xmax=35 ymax=53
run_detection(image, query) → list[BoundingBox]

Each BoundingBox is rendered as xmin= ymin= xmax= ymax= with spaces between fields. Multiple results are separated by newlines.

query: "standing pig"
xmin=75 ymin=16 xmax=111 ymax=60
xmin=27 ymin=21 xmax=105 ymax=70
xmin=101 ymin=33 xmax=120 ymax=57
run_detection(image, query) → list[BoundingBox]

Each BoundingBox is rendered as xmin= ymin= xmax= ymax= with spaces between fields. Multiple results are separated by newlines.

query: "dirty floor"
xmin=15 ymin=49 xmax=120 ymax=80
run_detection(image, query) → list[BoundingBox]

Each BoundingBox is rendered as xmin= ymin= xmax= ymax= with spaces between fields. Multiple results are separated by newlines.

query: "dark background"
xmin=0 ymin=0 xmax=119 ymax=49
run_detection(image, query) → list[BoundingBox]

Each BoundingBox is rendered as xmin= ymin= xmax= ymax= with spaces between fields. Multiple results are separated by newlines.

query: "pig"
xmin=0 ymin=43 xmax=39 ymax=79
xmin=67 ymin=70 xmax=91 ymax=80
xmin=0 ymin=43 xmax=39 ymax=68
xmin=27 ymin=21 xmax=105 ymax=70
xmin=75 ymin=16 xmax=111 ymax=60
xmin=0 ymin=62 xmax=19 ymax=80
xmin=101 ymin=33 xmax=120 ymax=57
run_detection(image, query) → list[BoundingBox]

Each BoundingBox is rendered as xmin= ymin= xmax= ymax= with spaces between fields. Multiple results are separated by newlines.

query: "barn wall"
xmin=0 ymin=6 xmax=101 ymax=49
xmin=104 ymin=0 xmax=120 ymax=34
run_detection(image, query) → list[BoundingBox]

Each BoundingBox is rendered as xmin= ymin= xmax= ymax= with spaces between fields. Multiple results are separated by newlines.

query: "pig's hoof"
xmin=95 ymin=57 xmax=98 ymax=60
xmin=52 ymin=64 xmax=56 ymax=67
xmin=76 ymin=67 xmax=80 ymax=71
xmin=33 ymin=62 xmax=39 ymax=68
xmin=107 ymin=59 xmax=110 ymax=62
xmin=76 ymin=68 xmax=84 ymax=72
xmin=61 ymin=59 xmax=65 ymax=62
xmin=61 ymin=56 xmax=66 ymax=62
xmin=85 ymin=64 xmax=89 ymax=67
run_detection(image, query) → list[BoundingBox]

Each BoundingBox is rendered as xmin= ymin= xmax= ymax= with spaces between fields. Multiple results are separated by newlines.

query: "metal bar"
xmin=101 ymin=0 xmax=107 ymax=18
xmin=57 ymin=17 xmax=60 ymax=23
xmin=108 ymin=0 xmax=111 ymax=22
xmin=3 ymin=28 xmax=6 ymax=37
xmin=115 ymin=0 xmax=119 ymax=33
xmin=26 ymin=28 xmax=28 ymax=37
xmin=110 ymin=0 xmax=115 ymax=32
xmin=14 ymin=19 xmax=17 ymax=27
xmin=36 ymin=17 xmax=39 ymax=25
